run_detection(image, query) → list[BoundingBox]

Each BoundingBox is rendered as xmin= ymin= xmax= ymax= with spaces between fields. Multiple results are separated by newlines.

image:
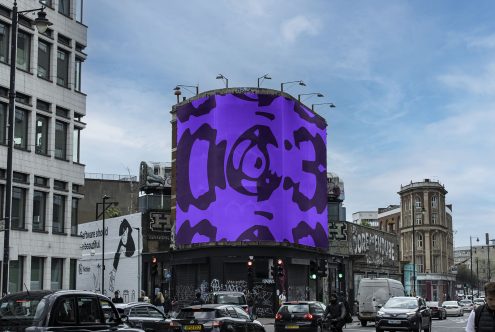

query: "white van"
xmin=357 ymin=278 xmax=405 ymax=326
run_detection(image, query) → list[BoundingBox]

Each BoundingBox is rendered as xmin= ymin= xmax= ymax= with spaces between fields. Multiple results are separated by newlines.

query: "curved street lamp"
xmin=257 ymin=74 xmax=271 ymax=88
xmin=2 ymin=0 xmax=53 ymax=296
xmin=216 ymin=74 xmax=229 ymax=88
xmin=470 ymin=236 xmax=479 ymax=299
xmin=298 ymin=92 xmax=324 ymax=102
xmin=281 ymin=80 xmax=305 ymax=92
xmin=311 ymin=102 xmax=336 ymax=112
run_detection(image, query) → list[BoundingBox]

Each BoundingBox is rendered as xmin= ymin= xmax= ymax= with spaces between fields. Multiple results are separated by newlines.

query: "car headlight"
xmin=376 ymin=311 xmax=385 ymax=317
xmin=405 ymin=312 xmax=417 ymax=319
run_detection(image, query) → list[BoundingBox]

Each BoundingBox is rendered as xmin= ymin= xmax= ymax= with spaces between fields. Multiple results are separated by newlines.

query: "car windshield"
xmin=279 ymin=304 xmax=309 ymax=313
xmin=443 ymin=301 xmax=459 ymax=306
xmin=0 ymin=296 xmax=46 ymax=321
xmin=474 ymin=299 xmax=485 ymax=304
xmin=177 ymin=309 xmax=217 ymax=319
xmin=459 ymin=300 xmax=471 ymax=305
xmin=215 ymin=295 xmax=246 ymax=305
xmin=383 ymin=298 xmax=418 ymax=309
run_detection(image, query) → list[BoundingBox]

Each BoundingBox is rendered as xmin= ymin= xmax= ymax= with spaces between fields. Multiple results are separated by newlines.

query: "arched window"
xmin=417 ymin=233 xmax=423 ymax=248
xmin=415 ymin=196 xmax=422 ymax=208
xmin=432 ymin=213 xmax=437 ymax=225
xmin=432 ymin=234 xmax=437 ymax=248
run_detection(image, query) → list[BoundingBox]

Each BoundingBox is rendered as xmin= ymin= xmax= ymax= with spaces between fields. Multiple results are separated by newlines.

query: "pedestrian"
xmin=163 ymin=292 xmax=172 ymax=316
xmin=324 ymin=293 xmax=346 ymax=332
xmin=278 ymin=290 xmax=287 ymax=306
xmin=138 ymin=290 xmax=150 ymax=303
xmin=171 ymin=296 xmax=179 ymax=317
xmin=246 ymin=292 xmax=255 ymax=318
xmin=191 ymin=292 xmax=205 ymax=305
xmin=112 ymin=290 xmax=123 ymax=303
xmin=154 ymin=291 xmax=165 ymax=313
xmin=465 ymin=281 xmax=495 ymax=332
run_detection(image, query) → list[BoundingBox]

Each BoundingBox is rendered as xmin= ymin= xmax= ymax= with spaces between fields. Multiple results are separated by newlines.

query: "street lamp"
xmin=411 ymin=201 xmax=425 ymax=297
xmin=216 ymin=74 xmax=228 ymax=88
xmin=133 ymin=227 xmax=141 ymax=299
xmin=174 ymin=84 xmax=199 ymax=96
xmin=311 ymin=102 xmax=336 ymax=112
xmin=470 ymin=236 xmax=479 ymax=299
xmin=95 ymin=195 xmax=118 ymax=295
xmin=2 ymin=0 xmax=52 ymax=296
xmin=298 ymin=93 xmax=324 ymax=102
xmin=281 ymin=80 xmax=305 ymax=92
xmin=257 ymin=74 xmax=271 ymax=88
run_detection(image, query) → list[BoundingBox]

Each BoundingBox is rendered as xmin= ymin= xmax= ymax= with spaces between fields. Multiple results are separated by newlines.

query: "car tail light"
xmin=276 ymin=313 xmax=283 ymax=320
xmin=304 ymin=313 xmax=313 ymax=320
xmin=213 ymin=321 xmax=223 ymax=327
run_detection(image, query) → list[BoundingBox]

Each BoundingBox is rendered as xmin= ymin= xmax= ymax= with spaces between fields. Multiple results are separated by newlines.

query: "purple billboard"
xmin=175 ymin=91 xmax=328 ymax=248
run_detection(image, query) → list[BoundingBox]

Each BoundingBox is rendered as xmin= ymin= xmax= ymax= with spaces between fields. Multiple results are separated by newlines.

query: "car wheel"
xmin=361 ymin=320 xmax=367 ymax=327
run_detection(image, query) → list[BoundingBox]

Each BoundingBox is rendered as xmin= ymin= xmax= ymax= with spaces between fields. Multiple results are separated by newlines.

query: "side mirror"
xmin=377 ymin=304 xmax=382 ymax=309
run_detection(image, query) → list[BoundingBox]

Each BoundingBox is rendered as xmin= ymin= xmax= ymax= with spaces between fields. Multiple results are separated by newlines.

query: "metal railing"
xmin=85 ymin=173 xmax=137 ymax=181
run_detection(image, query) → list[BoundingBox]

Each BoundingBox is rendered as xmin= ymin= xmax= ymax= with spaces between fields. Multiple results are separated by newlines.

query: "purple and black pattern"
xmin=176 ymin=92 xmax=328 ymax=248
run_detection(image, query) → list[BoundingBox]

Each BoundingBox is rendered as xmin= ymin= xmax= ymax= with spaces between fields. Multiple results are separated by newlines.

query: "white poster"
xmin=77 ymin=213 xmax=142 ymax=303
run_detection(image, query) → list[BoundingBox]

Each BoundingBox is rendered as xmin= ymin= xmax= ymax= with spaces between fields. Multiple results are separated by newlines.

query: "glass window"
xmin=14 ymin=108 xmax=28 ymax=149
xmin=54 ymin=297 xmax=76 ymax=325
xmin=432 ymin=213 xmax=437 ymax=225
xmin=57 ymin=49 xmax=69 ymax=87
xmin=432 ymin=234 xmax=437 ymax=248
xmin=36 ymin=99 xmax=51 ymax=112
xmin=71 ymin=198 xmax=78 ymax=235
xmin=417 ymin=233 xmax=423 ymax=248
xmin=415 ymin=196 xmax=421 ymax=208
xmin=38 ymin=39 xmax=51 ymax=80
xmin=58 ymin=0 xmax=70 ymax=16
xmin=74 ymin=57 xmax=82 ymax=91
xmin=16 ymin=31 xmax=31 ymax=71
xmin=415 ymin=215 xmax=422 ymax=225
xmin=431 ymin=195 xmax=438 ymax=208
xmin=53 ymin=194 xmax=65 ymax=233
xmin=0 ymin=22 xmax=9 ymax=63
xmin=0 ymin=102 xmax=6 ymax=145
xmin=12 ymin=187 xmax=26 ymax=229
xmin=70 ymin=259 xmax=77 ymax=289
xmin=36 ymin=115 xmax=49 ymax=155
xmin=73 ymin=127 xmax=80 ymax=163
xmin=78 ymin=297 xmax=100 ymax=324
xmin=55 ymin=121 xmax=67 ymax=159
xmin=75 ymin=0 xmax=83 ymax=23
xmin=51 ymin=258 xmax=63 ymax=290
xmin=31 ymin=257 xmax=44 ymax=290
xmin=33 ymin=190 xmax=46 ymax=231
xmin=9 ymin=256 xmax=24 ymax=293
xmin=41 ymin=0 xmax=53 ymax=8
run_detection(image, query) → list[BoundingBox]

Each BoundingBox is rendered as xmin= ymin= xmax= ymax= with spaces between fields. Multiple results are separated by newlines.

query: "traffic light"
xmin=337 ymin=263 xmax=344 ymax=280
xmin=151 ymin=256 xmax=158 ymax=275
xmin=318 ymin=259 xmax=328 ymax=277
xmin=247 ymin=259 xmax=254 ymax=277
xmin=277 ymin=258 xmax=284 ymax=277
xmin=309 ymin=260 xmax=317 ymax=280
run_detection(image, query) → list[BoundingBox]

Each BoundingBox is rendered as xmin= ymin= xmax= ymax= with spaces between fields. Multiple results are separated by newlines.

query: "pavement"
xmin=258 ymin=318 xmax=274 ymax=325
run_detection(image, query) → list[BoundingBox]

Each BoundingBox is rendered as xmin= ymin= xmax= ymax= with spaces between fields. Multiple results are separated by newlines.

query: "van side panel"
xmin=357 ymin=278 xmax=405 ymax=322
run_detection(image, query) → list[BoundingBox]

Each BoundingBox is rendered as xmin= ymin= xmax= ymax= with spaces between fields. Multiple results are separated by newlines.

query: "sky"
xmin=82 ymin=0 xmax=495 ymax=248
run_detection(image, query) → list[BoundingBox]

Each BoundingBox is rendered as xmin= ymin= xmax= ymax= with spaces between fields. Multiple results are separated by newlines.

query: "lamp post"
xmin=133 ymin=227 xmax=141 ymax=298
xmin=298 ymin=92 xmax=324 ymax=102
xmin=311 ymin=102 xmax=336 ymax=112
xmin=280 ymin=80 xmax=305 ymax=92
xmin=216 ymin=74 xmax=228 ymax=88
xmin=470 ymin=236 xmax=479 ymax=299
xmin=174 ymin=84 xmax=199 ymax=96
xmin=476 ymin=257 xmax=479 ymax=297
xmin=2 ymin=0 xmax=52 ymax=296
xmin=411 ymin=200 xmax=424 ymax=297
xmin=257 ymin=74 xmax=271 ymax=88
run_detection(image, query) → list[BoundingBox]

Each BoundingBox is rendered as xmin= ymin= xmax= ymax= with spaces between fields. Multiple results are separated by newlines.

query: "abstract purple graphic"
xmin=176 ymin=92 xmax=328 ymax=248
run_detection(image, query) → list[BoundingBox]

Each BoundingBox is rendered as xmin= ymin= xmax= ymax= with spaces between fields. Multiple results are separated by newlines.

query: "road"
xmin=259 ymin=315 xmax=470 ymax=332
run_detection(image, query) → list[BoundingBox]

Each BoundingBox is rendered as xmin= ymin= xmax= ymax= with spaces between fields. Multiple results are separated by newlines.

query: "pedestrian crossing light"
xmin=277 ymin=258 xmax=284 ymax=277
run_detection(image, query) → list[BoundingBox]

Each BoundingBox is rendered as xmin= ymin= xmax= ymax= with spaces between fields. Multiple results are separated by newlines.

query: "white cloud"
xmin=280 ymin=15 xmax=320 ymax=43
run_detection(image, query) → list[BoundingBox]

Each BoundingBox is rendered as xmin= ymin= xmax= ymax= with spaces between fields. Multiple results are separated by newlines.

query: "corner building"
xmin=398 ymin=179 xmax=455 ymax=300
xmin=0 ymin=0 xmax=86 ymax=291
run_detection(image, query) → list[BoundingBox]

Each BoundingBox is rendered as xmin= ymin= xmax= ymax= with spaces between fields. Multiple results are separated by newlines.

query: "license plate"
xmin=184 ymin=325 xmax=202 ymax=331
xmin=286 ymin=325 xmax=299 ymax=329
xmin=388 ymin=320 xmax=401 ymax=324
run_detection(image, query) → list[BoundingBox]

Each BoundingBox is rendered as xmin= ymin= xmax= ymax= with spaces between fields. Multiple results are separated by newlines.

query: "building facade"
xmin=377 ymin=205 xmax=400 ymax=234
xmin=352 ymin=211 xmax=378 ymax=228
xmin=398 ymin=179 xmax=455 ymax=300
xmin=0 ymin=0 xmax=86 ymax=292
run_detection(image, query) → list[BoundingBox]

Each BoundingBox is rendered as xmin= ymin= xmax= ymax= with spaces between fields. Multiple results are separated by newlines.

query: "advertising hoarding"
xmin=176 ymin=92 xmax=328 ymax=248
xmin=77 ymin=213 xmax=141 ymax=302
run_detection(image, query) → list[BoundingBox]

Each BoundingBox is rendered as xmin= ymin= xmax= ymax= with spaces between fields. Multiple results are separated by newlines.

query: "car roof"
xmin=114 ymin=302 xmax=155 ymax=308
xmin=213 ymin=291 xmax=245 ymax=295
xmin=182 ymin=304 xmax=232 ymax=310
xmin=282 ymin=301 xmax=321 ymax=305
xmin=2 ymin=290 xmax=105 ymax=300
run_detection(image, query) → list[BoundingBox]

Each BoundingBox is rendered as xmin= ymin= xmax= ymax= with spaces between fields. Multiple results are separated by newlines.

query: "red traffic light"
xmin=247 ymin=260 xmax=253 ymax=267
xmin=277 ymin=258 xmax=283 ymax=265
xmin=152 ymin=256 xmax=157 ymax=264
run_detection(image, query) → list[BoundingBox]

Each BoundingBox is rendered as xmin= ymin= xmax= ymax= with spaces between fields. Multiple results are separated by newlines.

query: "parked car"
xmin=375 ymin=296 xmax=432 ymax=332
xmin=115 ymin=302 xmax=175 ymax=331
xmin=459 ymin=299 xmax=474 ymax=312
xmin=426 ymin=301 xmax=446 ymax=320
xmin=473 ymin=298 xmax=485 ymax=309
xmin=357 ymin=278 xmax=405 ymax=326
xmin=0 ymin=290 xmax=143 ymax=331
xmin=442 ymin=301 xmax=464 ymax=316
xmin=211 ymin=292 xmax=249 ymax=313
xmin=275 ymin=301 xmax=327 ymax=332
xmin=172 ymin=304 xmax=265 ymax=332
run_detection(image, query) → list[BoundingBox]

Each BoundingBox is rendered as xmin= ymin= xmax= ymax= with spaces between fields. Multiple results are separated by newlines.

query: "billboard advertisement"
xmin=77 ymin=213 xmax=141 ymax=302
xmin=176 ymin=91 xmax=328 ymax=248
